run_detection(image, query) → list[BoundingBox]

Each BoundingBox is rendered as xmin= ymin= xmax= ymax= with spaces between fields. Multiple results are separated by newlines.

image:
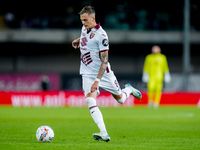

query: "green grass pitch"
xmin=0 ymin=106 xmax=200 ymax=150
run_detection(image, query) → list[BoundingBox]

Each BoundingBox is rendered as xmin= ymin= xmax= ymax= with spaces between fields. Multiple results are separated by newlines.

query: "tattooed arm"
xmin=97 ymin=51 xmax=108 ymax=79
xmin=90 ymin=51 xmax=108 ymax=93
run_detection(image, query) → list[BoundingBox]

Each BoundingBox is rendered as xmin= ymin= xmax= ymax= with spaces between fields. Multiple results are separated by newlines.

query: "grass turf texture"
xmin=0 ymin=107 xmax=200 ymax=150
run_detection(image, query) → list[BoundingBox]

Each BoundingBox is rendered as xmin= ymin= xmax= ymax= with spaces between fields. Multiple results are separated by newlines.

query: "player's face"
xmin=152 ymin=46 xmax=161 ymax=54
xmin=80 ymin=13 xmax=95 ymax=29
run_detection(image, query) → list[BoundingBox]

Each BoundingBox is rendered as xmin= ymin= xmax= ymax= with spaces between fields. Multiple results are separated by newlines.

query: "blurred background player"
xmin=142 ymin=45 xmax=171 ymax=108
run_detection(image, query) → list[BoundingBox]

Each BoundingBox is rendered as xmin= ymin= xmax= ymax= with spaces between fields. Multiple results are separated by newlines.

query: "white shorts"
xmin=82 ymin=72 xmax=122 ymax=97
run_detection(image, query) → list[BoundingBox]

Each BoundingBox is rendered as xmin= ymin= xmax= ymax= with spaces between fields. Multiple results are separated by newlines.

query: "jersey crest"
xmin=90 ymin=33 xmax=95 ymax=39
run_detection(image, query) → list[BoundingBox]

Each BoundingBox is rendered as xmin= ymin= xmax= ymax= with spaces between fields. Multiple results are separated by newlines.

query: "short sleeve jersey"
xmin=79 ymin=23 xmax=110 ymax=75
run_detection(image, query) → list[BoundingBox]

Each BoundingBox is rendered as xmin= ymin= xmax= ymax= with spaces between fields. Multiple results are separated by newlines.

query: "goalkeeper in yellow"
xmin=142 ymin=45 xmax=171 ymax=108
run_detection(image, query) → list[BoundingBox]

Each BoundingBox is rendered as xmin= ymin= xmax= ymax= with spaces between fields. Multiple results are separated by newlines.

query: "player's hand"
xmin=142 ymin=72 xmax=149 ymax=83
xmin=91 ymin=81 xmax=99 ymax=93
xmin=72 ymin=38 xmax=80 ymax=49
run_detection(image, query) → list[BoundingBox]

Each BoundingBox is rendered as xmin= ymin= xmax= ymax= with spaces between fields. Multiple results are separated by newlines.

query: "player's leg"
xmin=154 ymin=82 xmax=163 ymax=108
xmin=86 ymin=92 xmax=108 ymax=135
xmin=100 ymin=73 xmax=142 ymax=104
xmin=112 ymin=84 xmax=142 ymax=103
xmin=111 ymin=85 xmax=135 ymax=103
xmin=82 ymin=76 xmax=110 ymax=142
xmin=147 ymin=81 xmax=155 ymax=108
xmin=86 ymin=93 xmax=111 ymax=142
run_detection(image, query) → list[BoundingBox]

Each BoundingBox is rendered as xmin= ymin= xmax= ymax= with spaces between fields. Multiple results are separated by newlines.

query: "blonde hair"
xmin=79 ymin=6 xmax=95 ymax=16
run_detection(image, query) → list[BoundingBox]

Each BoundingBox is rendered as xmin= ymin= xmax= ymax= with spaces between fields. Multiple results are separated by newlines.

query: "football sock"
xmin=148 ymin=100 xmax=153 ymax=108
xmin=86 ymin=97 xmax=107 ymax=134
xmin=122 ymin=86 xmax=132 ymax=98
xmin=117 ymin=87 xmax=132 ymax=104
xmin=117 ymin=92 xmax=126 ymax=104
xmin=154 ymin=102 xmax=159 ymax=109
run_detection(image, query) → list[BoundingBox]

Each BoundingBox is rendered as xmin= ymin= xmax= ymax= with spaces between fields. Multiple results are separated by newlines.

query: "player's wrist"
xmin=95 ymin=78 xmax=100 ymax=82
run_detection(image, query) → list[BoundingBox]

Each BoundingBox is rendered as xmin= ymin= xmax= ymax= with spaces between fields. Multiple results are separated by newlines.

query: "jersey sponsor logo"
xmin=102 ymin=39 xmax=109 ymax=46
xmin=81 ymin=37 xmax=88 ymax=47
xmin=81 ymin=52 xmax=93 ymax=66
xmin=90 ymin=33 xmax=95 ymax=39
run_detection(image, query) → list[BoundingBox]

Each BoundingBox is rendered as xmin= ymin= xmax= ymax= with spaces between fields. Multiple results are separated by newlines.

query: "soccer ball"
xmin=36 ymin=125 xmax=54 ymax=142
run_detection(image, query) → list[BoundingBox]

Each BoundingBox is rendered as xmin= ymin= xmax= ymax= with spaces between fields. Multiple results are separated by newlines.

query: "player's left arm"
xmin=90 ymin=32 xmax=109 ymax=93
xmin=90 ymin=50 xmax=108 ymax=93
xmin=163 ymin=55 xmax=171 ymax=83
xmin=97 ymin=50 xmax=108 ymax=79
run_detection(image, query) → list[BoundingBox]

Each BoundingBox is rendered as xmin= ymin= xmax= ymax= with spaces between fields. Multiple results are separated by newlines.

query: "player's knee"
xmin=86 ymin=97 xmax=97 ymax=108
xmin=86 ymin=92 xmax=93 ymax=97
xmin=86 ymin=90 xmax=98 ymax=98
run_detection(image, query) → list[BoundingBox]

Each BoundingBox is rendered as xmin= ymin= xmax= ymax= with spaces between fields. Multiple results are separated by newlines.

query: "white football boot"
xmin=125 ymin=83 xmax=142 ymax=100
xmin=92 ymin=132 xmax=111 ymax=142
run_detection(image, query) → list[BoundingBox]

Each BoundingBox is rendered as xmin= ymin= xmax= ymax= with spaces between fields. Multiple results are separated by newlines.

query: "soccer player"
xmin=142 ymin=45 xmax=171 ymax=108
xmin=72 ymin=6 xmax=142 ymax=142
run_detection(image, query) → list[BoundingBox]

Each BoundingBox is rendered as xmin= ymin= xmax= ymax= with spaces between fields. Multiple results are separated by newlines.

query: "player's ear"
xmin=90 ymin=14 xmax=95 ymax=21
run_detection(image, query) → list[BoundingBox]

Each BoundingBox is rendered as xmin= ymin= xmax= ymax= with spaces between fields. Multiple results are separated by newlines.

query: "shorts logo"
xmin=81 ymin=52 xmax=93 ymax=66
xmin=102 ymin=39 xmax=109 ymax=46
xmin=90 ymin=33 xmax=95 ymax=39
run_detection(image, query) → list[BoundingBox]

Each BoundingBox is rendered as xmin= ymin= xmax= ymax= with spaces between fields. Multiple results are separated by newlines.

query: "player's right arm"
xmin=72 ymin=38 xmax=80 ymax=49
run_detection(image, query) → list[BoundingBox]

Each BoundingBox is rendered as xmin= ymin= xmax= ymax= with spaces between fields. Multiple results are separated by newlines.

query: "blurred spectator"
xmin=0 ymin=15 xmax=6 ymax=28
xmin=4 ymin=12 xmax=20 ymax=28
xmin=135 ymin=9 xmax=148 ymax=30
xmin=40 ymin=75 xmax=50 ymax=91
xmin=0 ymin=1 xmax=199 ymax=31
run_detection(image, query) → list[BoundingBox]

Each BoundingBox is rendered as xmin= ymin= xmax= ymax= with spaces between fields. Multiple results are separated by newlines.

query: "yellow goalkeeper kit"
xmin=142 ymin=53 xmax=170 ymax=107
